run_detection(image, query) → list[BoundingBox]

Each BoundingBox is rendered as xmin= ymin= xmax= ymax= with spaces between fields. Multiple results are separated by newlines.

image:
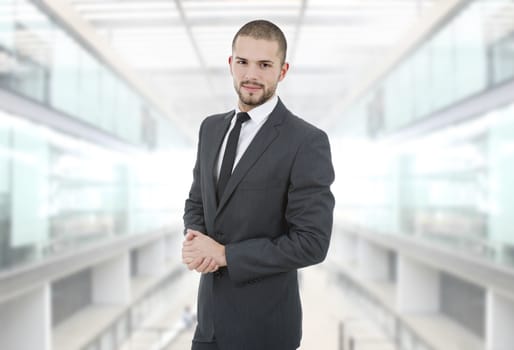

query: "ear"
xmin=278 ymin=62 xmax=289 ymax=82
xmin=228 ymin=55 xmax=234 ymax=75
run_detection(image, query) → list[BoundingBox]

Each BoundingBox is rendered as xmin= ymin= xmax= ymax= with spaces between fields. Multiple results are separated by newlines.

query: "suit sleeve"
xmin=183 ymin=121 xmax=207 ymax=234
xmin=225 ymin=128 xmax=335 ymax=283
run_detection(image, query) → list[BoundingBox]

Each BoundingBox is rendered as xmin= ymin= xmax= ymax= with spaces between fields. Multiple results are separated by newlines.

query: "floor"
xmin=160 ymin=264 xmax=397 ymax=350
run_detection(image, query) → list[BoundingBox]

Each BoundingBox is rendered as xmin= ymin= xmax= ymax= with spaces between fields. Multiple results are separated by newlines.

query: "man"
xmin=182 ymin=19 xmax=335 ymax=350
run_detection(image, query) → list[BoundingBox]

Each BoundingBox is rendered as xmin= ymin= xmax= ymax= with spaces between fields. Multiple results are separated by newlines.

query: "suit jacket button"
xmin=213 ymin=270 xmax=222 ymax=277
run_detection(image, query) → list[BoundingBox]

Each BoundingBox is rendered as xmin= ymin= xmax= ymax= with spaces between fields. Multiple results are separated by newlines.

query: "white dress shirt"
xmin=215 ymin=95 xmax=278 ymax=180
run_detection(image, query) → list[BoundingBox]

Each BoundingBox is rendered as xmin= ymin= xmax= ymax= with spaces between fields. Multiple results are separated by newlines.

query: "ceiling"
xmin=66 ymin=0 xmax=438 ymax=138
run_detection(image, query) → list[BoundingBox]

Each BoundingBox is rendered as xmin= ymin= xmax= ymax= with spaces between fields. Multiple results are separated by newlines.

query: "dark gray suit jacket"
xmin=184 ymin=99 xmax=335 ymax=350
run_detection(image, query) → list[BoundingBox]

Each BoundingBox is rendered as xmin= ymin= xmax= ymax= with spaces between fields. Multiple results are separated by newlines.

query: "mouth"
xmin=241 ymin=83 xmax=263 ymax=93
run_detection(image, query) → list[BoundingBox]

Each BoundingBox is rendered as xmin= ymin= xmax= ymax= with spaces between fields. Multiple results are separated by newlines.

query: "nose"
xmin=244 ymin=63 xmax=259 ymax=81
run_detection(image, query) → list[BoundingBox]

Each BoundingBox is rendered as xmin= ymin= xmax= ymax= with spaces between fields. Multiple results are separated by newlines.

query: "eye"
xmin=236 ymin=59 xmax=247 ymax=65
xmin=260 ymin=63 xmax=271 ymax=69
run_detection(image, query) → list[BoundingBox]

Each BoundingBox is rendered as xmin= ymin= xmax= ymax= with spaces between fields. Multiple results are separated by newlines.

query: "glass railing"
xmin=336 ymin=0 xmax=514 ymax=138
xmin=331 ymin=0 xmax=514 ymax=271
xmin=81 ymin=268 xmax=183 ymax=350
xmin=0 ymin=0 xmax=191 ymax=273
xmin=0 ymin=0 xmax=184 ymax=148
xmin=332 ymin=101 xmax=514 ymax=270
xmin=0 ymin=109 xmax=192 ymax=272
xmin=335 ymin=270 xmax=434 ymax=350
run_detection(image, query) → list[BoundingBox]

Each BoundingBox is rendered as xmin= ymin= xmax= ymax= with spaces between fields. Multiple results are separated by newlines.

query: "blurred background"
xmin=1 ymin=0 xmax=514 ymax=349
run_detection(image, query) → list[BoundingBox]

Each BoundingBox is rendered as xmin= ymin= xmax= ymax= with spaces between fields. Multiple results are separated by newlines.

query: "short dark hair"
xmin=232 ymin=19 xmax=287 ymax=64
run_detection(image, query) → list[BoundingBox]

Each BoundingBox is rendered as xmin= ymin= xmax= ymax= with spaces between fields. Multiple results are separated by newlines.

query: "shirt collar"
xmin=234 ymin=95 xmax=278 ymax=124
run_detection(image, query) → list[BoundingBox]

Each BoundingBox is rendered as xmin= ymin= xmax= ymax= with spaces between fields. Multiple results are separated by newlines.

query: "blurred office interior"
xmin=1 ymin=0 xmax=514 ymax=349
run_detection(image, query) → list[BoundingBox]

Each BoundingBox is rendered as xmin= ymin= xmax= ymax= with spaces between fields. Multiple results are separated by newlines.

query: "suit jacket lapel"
xmin=206 ymin=111 xmax=233 ymax=212
xmin=216 ymin=100 xmax=287 ymax=215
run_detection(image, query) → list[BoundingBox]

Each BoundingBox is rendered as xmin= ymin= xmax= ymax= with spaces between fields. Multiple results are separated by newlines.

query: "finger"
xmin=207 ymin=260 xmax=218 ymax=273
xmin=182 ymin=245 xmax=196 ymax=253
xmin=185 ymin=231 xmax=195 ymax=241
xmin=183 ymin=240 xmax=194 ymax=247
xmin=182 ymin=256 xmax=195 ymax=265
xmin=183 ymin=237 xmax=203 ymax=247
xmin=183 ymin=250 xmax=198 ymax=261
xmin=186 ymin=229 xmax=203 ymax=238
xmin=196 ymin=257 xmax=212 ymax=273
xmin=187 ymin=257 xmax=203 ymax=271
xmin=202 ymin=260 xmax=218 ymax=274
xmin=182 ymin=249 xmax=200 ymax=261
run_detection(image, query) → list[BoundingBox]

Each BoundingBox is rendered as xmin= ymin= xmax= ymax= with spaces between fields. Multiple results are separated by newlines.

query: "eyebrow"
xmin=234 ymin=56 xmax=274 ymax=65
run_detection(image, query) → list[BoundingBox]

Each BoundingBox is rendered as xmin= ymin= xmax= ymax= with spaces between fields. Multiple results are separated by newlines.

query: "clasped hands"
xmin=182 ymin=229 xmax=227 ymax=273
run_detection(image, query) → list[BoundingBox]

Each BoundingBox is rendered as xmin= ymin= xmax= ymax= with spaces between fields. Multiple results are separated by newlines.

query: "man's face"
xmin=229 ymin=35 xmax=289 ymax=112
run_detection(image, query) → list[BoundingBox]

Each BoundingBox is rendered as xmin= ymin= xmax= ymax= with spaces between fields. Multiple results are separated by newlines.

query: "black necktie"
xmin=217 ymin=112 xmax=251 ymax=201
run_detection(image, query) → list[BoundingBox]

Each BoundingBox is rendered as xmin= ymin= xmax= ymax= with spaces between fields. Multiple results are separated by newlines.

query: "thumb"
xmin=185 ymin=229 xmax=201 ymax=241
